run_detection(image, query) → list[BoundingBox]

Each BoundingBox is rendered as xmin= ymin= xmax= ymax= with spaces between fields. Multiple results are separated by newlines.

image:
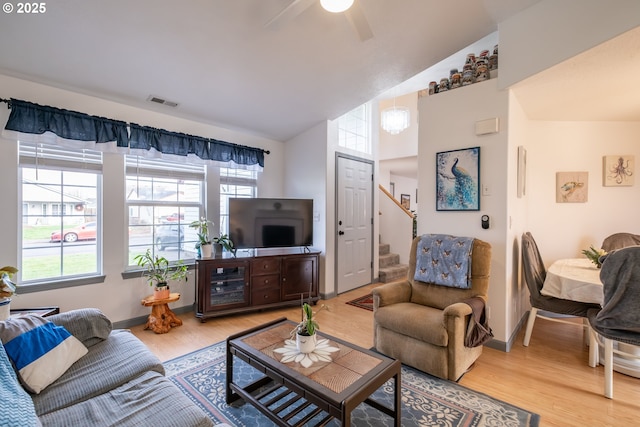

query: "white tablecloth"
xmin=541 ymin=258 xmax=603 ymax=305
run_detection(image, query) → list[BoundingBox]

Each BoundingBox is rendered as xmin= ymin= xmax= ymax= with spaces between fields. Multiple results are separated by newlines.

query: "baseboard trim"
xmin=321 ymin=291 xmax=336 ymax=300
xmin=484 ymin=312 xmax=528 ymax=352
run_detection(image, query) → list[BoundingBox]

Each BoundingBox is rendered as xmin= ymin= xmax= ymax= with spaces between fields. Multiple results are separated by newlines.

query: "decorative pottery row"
xmin=420 ymin=45 xmax=498 ymax=97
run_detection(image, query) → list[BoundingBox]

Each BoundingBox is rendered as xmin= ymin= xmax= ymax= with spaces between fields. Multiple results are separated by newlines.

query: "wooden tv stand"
xmin=195 ymin=248 xmax=320 ymax=321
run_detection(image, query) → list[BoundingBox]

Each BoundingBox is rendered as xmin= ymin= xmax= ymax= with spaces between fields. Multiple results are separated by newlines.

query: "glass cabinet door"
xmin=205 ymin=260 xmax=249 ymax=311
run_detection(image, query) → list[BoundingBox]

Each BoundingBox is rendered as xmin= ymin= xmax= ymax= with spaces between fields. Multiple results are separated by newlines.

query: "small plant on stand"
xmin=189 ymin=217 xmax=213 ymax=258
xmin=134 ymin=249 xmax=188 ymax=299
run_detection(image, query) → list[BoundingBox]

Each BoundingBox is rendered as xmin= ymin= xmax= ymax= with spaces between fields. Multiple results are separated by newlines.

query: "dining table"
xmin=541 ymin=257 xmax=603 ymax=305
xmin=541 ymin=257 xmax=640 ymax=379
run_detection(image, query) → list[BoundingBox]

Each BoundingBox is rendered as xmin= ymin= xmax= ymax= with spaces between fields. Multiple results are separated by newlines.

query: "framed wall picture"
xmin=517 ymin=146 xmax=527 ymax=198
xmin=556 ymin=171 xmax=588 ymax=203
xmin=603 ymin=155 xmax=634 ymax=186
xmin=436 ymin=146 xmax=480 ymax=211
xmin=401 ymin=194 xmax=410 ymax=210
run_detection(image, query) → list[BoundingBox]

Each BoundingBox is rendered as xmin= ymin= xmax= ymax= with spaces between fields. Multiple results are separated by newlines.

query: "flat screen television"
xmin=228 ymin=198 xmax=313 ymax=249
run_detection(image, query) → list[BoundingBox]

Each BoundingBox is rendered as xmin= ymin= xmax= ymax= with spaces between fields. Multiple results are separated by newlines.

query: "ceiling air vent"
xmin=147 ymin=95 xmax=179 ymax=108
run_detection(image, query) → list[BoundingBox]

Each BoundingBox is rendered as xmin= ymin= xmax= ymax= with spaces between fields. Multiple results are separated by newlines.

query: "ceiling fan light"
xmin=381 ymin=106 xmax=410 ymax=135
xmin=320 ymin=0 xmax=354 ymax=13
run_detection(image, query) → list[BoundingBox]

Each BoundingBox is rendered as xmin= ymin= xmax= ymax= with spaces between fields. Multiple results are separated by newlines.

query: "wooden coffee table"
xmin=226 ymin=317 xmax=401 ymax=426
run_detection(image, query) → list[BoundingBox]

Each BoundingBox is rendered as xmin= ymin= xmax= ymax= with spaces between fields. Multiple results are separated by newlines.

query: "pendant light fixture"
xmin=320 ymin=0 xmax=354 ymax=13
xmin=381 ymin=99 xmax=410 ymax=135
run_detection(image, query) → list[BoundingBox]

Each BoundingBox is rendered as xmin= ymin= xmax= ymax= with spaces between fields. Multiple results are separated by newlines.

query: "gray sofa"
xmin=3 ymin=308 xmax=214 ymax=427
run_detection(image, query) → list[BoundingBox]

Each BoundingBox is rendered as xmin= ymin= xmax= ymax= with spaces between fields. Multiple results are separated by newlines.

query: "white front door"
xmin=336 ymin=155 xmax=373 ymax=294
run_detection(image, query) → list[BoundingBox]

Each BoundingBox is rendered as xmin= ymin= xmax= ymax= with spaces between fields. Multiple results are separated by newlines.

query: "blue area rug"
xmin=164 ymin=341 xmax=539 ymax=427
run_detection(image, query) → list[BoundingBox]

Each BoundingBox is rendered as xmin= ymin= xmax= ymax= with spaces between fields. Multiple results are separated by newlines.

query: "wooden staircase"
xmin=378 ymin=242 xmax=409 ymax=283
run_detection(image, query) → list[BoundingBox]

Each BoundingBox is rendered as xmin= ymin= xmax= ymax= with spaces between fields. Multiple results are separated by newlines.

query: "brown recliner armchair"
xmin=373 ymin=235 xmax=491 ymax=381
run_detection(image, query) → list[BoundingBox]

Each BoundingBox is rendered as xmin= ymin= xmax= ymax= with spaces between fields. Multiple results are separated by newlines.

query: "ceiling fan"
xmin=265 ymin=0 xmax=374 ymax=42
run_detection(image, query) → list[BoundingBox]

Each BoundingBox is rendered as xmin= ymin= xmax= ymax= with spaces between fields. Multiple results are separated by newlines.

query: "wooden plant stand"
xmin=141 ymin=292 xmax=182 ymax=334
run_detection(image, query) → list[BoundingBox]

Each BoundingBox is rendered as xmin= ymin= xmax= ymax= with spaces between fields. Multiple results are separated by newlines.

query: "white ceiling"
xmin=0 ymin=0 xmax=542 ymax=141
xmin=511 ymin=25 xmax=640 ymax=122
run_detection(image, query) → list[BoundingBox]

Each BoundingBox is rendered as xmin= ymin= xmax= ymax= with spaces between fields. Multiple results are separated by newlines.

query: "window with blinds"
xmin=125 ymin=156 xmax=205 ymax=266
xmin=219 ymin=167 xmax=258 ymax=236
xmin=19 ymin=142 xmax=102 ymax=283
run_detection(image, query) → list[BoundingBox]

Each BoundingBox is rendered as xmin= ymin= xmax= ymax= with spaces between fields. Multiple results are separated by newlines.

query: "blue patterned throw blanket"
xmin=414 ymin=234 xmax=474 ymax=288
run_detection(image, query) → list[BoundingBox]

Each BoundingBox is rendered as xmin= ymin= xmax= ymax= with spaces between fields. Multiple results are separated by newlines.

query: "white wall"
xmin=0 ymin=74 xmax=285 ymax=324
xmin=506 ymin=91 xmax=531 ymax=343
xmin=524 ymin=120 xmax=640 ymax=261
xmin=418 ymin=78 xmax=510 ymax=342
xmin=284 ymin=122 xmax=328 ymax=293
xmin=388 ymin=174 xmax=417 ymax=214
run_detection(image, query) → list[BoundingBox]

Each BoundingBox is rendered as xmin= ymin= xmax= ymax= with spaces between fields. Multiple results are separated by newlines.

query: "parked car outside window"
xmin=50 ymin=222 xmax=97 ymax=243
xmin=155 ymin=224 xmax=184 ymax=250
xmin=164 ymin=213 xmax=184 ymax=222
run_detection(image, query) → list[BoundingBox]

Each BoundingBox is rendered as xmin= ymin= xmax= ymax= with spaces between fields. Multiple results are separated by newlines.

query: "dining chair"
xmin=588 ymin=246 xmax=640 ymax=399
xmin=601 ymin=232 xmax=640 ymax=252
xmin=521 ymin=232 xmax=600 ymax=346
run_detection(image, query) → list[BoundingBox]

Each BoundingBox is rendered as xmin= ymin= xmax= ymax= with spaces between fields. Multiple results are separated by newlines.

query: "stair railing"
xmin=378 ymin=184 xmax=414 ymax=264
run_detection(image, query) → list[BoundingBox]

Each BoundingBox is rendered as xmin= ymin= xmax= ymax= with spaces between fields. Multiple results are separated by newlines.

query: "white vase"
xmin=0 ymin=298 xmax=11 ymax=321
xmin=201 ymin=243 xmax=213 ymax=258
xmin=296 ymin=333 xmax=317 ymax=354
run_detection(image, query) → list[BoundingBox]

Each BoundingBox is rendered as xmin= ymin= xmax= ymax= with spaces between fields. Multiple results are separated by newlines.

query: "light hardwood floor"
xmin=131 ymin=283 xmax=640 ymax=427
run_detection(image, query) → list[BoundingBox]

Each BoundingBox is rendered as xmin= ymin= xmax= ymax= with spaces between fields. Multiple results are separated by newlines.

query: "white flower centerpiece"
xmin=273 ymin=297 xmax=338 ymax=368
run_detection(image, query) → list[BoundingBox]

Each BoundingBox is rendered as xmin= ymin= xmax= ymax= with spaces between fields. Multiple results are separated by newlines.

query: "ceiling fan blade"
xmin=344 ymin=0 xmax=373 ymax=41
xmin=264 ymin=0 xmax=316 ymax=30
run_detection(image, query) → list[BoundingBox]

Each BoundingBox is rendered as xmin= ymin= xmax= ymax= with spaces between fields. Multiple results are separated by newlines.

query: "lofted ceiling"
xmin=511 ymin=25 xmax=640 ymax=122
xmin=0 ymin=0 xmax=542 ymax=141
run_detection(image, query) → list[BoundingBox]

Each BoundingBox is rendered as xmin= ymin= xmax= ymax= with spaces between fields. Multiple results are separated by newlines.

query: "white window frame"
xmin=19 ymin=142 xmax=103 ymax=289
xmin=219 ymin=167 xmax=258 ymax=236
xmin=337 ymin=102 xmax=372 ymax=154
xmin=125 ymin=156 xmax=206 ymax=268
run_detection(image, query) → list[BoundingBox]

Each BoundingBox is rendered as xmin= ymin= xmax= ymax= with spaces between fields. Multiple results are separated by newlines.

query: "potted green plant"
xmin=213 ymin=233 xmax=236 ymax=257
xmin=582 ymin=245 xmax=607 ymax=268
xmin=134 ymin=249 xmax=188 ymax=299
xmin=291 ymin=298 xmax=329 ymax=353
xmin=0 ymin=266 xmax=18 ymax=320
xmin=189 ymin=217 xmax=213 ymax=258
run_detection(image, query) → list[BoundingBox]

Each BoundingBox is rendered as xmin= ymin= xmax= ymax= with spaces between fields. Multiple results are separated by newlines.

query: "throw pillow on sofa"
xmin=46 ymin=307 xmax=112 ymax=347
xmin=0 ymin=314 xmax=88 ymax=394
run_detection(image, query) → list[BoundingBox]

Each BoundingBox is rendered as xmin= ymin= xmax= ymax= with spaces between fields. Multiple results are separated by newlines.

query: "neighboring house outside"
xmin=22 ymin=180 xmax=93 ymax=226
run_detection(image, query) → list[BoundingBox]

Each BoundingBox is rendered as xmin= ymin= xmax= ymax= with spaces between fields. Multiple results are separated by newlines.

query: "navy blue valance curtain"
xmin=3 ymin=98 xmax=266 ymax=168
xmin=5 ymin=99 xmax=129 ymax=147
xmin=129 ymin=124 xmax=264 ymax=167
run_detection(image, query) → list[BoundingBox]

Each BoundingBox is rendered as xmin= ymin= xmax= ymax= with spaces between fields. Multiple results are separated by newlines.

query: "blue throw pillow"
xmin=0 ymin=343 xmax=41 ymax=426
xmin=0 ymin=315 xmax=87 ymax=394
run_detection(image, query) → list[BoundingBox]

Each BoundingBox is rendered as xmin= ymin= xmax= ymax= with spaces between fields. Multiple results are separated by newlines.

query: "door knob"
xmin=338 ymin=230 xmax=344 ymax=235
